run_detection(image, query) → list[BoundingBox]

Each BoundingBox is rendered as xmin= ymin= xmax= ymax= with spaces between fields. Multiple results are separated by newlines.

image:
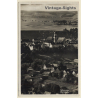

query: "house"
xmin=29 ymin=45 xmax=34 ymax=50
xmin=43 ymin=64 xmax=54 ymax=71
xmin=52 ymin=63 xmax=59 ymax=70
xmin=73 ymin=44 xmax=78 ymax=49
xmin=73 ymin=59 xmax=78 ymax=66
xmin=53 ymin=63 xmax=59 ymax=67
xmin=52 ymin=68 xmax=61 ymax=78
xmin=43 ymin=64 xmax=47 ymax=70
xmin=64 ymin=62 xmax=73 ymax=69
xmin=24 ymin=74 xmax=33 ymax=82
xmin=32 ymin=39 xmax=35 ymax=45
xmin=51 ymin=67 xmax=55 ymax=73
xmin=53 ymin=44 xmax=63 ymax=48
xmin=28 ymin=42 xmax=36 ymax=51
xmin=46 ymin=36 xmax=53 ymax=43
xmin=41 ymin=42 xmax=52 ymax=48
xmin=57 ymin=37 xmax=66 ymax=44
xmin=63 ymin=70 xmax=67 ymax=78
xmin=70 ymin=39 xmax=78 ymax=44
xmin=65 ymin=39 xmax=72 ymax=44
xmin=72 ymin=71 xmax=76 ymax=75
xmin=42 ymin=71 xmax=50 ymax=76
xmin=27 ymin=67 xmax=35 ymax=76
xmin=42 ymin=70 xmax=50 ymax=80
xmin=27 ymin=67 xmax=33 ymax=72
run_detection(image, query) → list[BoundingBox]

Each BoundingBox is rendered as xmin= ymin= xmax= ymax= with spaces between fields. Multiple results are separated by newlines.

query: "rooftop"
xmin=57 ymin=37 xmax=65 ymax=43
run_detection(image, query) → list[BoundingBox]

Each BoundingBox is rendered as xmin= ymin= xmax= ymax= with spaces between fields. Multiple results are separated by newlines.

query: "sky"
xmin=21 ymin=4 xmax=78 ymax=31
xmin=21 ymin=3 xmax=79 ymax=11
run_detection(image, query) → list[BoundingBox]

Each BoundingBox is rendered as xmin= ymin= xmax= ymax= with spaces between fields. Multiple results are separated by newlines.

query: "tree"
xmin=21 ymin=54 xmax=33 ymax=63
xmin=31 ymin=59 xmax=43 ymax=71
xmin=21 ymin=43 xmax=30 ymax=54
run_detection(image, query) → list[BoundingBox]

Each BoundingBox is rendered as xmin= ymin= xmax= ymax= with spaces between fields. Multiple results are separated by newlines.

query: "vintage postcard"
xmin=18 ymin=1 xmax=81 ymax=98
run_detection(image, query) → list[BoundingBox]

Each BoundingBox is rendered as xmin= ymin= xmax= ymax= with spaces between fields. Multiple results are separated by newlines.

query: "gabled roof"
xmin=66 ymin=39 xmax=72 ymax=41
xmin=27 ymin=67 xmax=34 ymax=72
xmin=57 ymin=37 xmax=65 ymax=43
xmin=42 ymin=71 xmax=50 ymax=76
xmin=53 ymin=63 xmax=58 ymax=67
xmin=46 ymin=36 xmax=53 ymax=41
xmin=54 ymin=68 xmax=60 ymax=73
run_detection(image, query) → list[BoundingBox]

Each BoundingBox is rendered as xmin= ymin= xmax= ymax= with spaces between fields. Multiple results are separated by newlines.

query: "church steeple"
xmin=54 ymin=32 xmax=55 ymax=43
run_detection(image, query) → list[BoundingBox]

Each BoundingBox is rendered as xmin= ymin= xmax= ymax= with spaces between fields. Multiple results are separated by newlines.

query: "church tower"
xmin=53 ymin=32 xmax=55 ymax=43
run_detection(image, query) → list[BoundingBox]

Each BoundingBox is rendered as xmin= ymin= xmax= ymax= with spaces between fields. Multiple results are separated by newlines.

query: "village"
xmin=21 ymin=29 xmax=78 ymax=94
xmin=21 ymin=28 xmax=78 ymax=52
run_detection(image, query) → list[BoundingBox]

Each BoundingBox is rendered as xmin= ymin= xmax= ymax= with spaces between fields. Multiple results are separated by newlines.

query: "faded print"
xmin=20 ymin=3 xmax=79 ymax=95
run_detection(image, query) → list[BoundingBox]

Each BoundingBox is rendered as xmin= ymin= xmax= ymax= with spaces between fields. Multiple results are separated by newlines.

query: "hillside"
xmin=21 ymin=11 xmax=78 ymax=31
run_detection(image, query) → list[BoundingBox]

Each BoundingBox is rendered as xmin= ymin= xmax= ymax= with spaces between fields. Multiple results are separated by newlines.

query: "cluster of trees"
xmin=65 ymin=74 xmax=78 ymax=85
xmin=21 ymin=28 xmax=78 ymax=41
xmin=21 ymin=43 xmax=30 ymax=54
xmin=49 ymin=62 xmax=78 ymax=84
xmin=22 ymin=79 xmax=78 ymax=94
xmin=21 ymin=63 xmax=30 ymax=75
xmin=21 ymin=41 xmax=78 ymax=94
xmin=63 ymin=28 xmax=78 ymax=39
xmin=33 ymin=45 xmax=78 ymax=54
xmin=21 ymin=81 xmax=61 ymax=94
xmin=70 ymin=28 xmax=78 ymax=39
xmin=21 ymin=59 xmax=78 ymax=94
xmin=31 ymin=59 xmax=43 ymax=71
xmin=58 ymin=62 xmax=67 ymax=70
xmin=53 ymin=20 xmax=77 ymax=25
xmin=21 ymin=59 xmax=43 ymax=75
xmin=21 ymin=53 xmax=33 ymax=63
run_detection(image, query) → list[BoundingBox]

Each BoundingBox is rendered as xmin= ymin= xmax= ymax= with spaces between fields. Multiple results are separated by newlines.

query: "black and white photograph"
xmin=18 ymin=2 xmax=80 ymax=95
